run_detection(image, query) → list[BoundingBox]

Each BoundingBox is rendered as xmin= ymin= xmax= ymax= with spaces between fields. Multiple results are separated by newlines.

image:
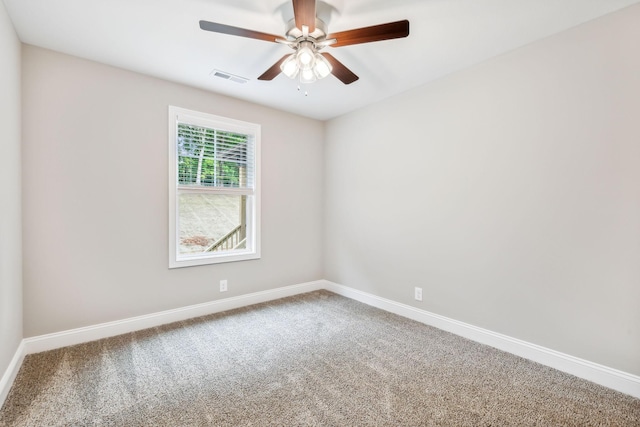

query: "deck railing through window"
xmin=206 ymin=225 xmax=244 ymax=252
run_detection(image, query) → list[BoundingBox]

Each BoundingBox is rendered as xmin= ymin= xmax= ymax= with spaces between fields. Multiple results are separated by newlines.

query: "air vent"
xmin=213 ymin=71 xmax=230 ymax=79
xmin=210 ymin=69 xmax=249 ymax=84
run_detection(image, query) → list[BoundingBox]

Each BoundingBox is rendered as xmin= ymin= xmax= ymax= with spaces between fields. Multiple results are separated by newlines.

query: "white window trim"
xmin=168 ymin=106 xmax=261 ymax=268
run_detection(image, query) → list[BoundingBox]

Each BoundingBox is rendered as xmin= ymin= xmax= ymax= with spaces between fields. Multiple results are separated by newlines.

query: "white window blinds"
xmin=176 ymin=122 xmax=255 ymax=189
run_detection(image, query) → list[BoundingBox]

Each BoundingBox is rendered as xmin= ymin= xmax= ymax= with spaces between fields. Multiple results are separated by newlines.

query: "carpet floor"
xmin=1 ymin=290 xmax=638 ymax=426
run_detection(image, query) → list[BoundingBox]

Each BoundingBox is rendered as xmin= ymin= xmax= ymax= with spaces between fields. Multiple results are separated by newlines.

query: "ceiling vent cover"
xmin=210 ymin=69 xmax=249 ymax=84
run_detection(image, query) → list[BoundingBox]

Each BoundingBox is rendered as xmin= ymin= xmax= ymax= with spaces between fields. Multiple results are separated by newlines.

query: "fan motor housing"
xmin=285 ymin=18 xmax=328 ymax=43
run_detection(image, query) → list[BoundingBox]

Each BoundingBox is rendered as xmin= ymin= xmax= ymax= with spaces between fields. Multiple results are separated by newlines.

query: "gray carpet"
xmin=1 ymin=290 xmax=638 ymax=426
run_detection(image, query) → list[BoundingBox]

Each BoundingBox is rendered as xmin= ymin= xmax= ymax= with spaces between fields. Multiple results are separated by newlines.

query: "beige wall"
xmin=324 ymin=5 xmax=640 ymax=375
xmin=21 ymin=45 xmax=324 ymax=336
xmin=0 ymin=1 xmax=23 ymax=375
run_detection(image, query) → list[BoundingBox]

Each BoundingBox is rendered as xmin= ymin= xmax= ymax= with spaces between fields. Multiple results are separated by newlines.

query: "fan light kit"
xmin=277 ymin=19 xmax=335 ymax=84
xmin=199 ymin=0 xmax=409 ymax=85
xmin=279 ymin=40 xmax=332 ymax=84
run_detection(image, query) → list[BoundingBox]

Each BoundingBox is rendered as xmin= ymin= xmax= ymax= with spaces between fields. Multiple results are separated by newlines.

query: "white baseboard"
xmin=3 ymin=279 xmax=638 ymax=406
xmin=0 ymin=341 xmax=26 ymax=408
xmin=22 ymin=280 xmax=325 ymax=355
xmin=324 ymin=280 xmax=640 ymax=399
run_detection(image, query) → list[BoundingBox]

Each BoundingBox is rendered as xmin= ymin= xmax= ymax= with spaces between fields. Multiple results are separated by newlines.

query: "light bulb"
xmin=313 ymin=53 xmax=332 ymax=79
xmin=280 ymin=54 xmax=299 ymax=79
xmin=296 ymin=42 xmax=316 ymax=70
xmin=299 ymin=50 xmax=313 ymax=66
xmin=300 ymin=68 xmax=316 ymax=84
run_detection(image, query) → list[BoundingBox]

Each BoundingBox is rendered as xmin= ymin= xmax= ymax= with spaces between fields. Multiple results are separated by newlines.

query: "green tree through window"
xmin=177 ymin=124 xmax=248 ymax=188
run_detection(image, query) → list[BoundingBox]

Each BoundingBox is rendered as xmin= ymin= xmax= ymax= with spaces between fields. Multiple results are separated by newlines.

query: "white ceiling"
xmin=4 ymin=0 xmax=639 ymax=120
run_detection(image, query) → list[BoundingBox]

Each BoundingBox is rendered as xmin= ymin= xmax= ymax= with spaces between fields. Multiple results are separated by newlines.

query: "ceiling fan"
xmin=199 ymin=0 xmax=410 ymax=85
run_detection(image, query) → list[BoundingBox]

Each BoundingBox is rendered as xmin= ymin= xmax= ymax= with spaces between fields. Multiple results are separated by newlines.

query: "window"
xmin=168 ymin=106 xmax=260 ymax=268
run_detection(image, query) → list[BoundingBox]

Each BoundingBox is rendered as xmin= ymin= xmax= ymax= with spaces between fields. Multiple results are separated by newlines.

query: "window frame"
xmin=168 ymin=106 xmax=261 ymax=268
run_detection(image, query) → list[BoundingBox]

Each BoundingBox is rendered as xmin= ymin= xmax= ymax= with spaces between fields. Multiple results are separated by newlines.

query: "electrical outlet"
xmin=220 ymin=279 xmax=228 ymax=292
xmin=414 ymin=287 xmax=423 ymax=301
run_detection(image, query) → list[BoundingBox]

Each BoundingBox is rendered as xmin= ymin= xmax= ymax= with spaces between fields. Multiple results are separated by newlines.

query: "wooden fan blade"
xmin=199 ymin=21 xmax=280 ymax=43
xmin=328 ymin=20 xmax=409 ymax=47
xmin=292 ymin=0 xmax=316 ymax=32
xmin=321 ymin=53 xmax=359 ymax=85
xmin=257 ymin=55 xmax=290 ymax=81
